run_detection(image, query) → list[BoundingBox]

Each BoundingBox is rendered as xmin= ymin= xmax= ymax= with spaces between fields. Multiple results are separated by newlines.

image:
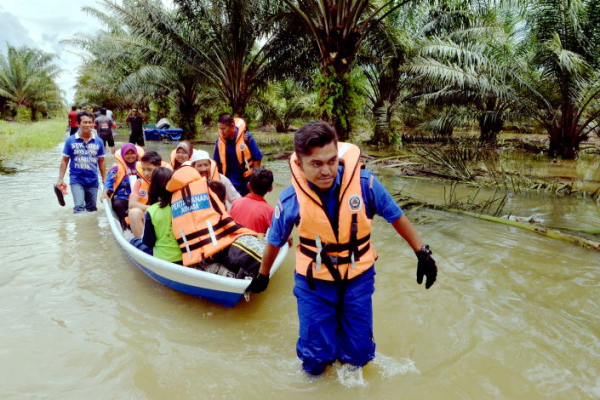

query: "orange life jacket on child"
xmin=134 ymin=160 xmax=171 ymax=205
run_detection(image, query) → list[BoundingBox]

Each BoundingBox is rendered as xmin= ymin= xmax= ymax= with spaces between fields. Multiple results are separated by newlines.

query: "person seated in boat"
xmin=170 ymin=141 xmax=194 ymax=170
xmin=130 ymin=167 xmax=183 ymax=264
xmin=190 ymin=149 xmax=241 ymax=205
xmin=229 ymin=168 xmax=274 ymax=235
xmin=128 ymin=151 xmax=166 ymax=238
xmin=101 ymin=143 xmax=144 ymax=229
xmin=166 ymin=165 xmax=264 ymax=278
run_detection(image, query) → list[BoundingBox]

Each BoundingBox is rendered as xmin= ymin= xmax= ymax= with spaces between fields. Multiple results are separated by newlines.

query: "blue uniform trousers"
xmin=293 ymin=267 xmax=376 ymax=375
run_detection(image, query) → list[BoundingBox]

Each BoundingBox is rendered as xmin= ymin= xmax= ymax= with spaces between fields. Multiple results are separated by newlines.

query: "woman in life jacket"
xmin=170 ymin=141 xmax=194 ymax=170
xmin=101 ymin=143 xmax=144 ymax=229
xmin=190 ymin=149 xmax=241 ymax=205
xmin=129 ymin=167 xmax=183 ymax=264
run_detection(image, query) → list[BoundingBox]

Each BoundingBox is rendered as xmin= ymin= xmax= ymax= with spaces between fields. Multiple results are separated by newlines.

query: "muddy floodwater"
xmin=0 ymin=140 xmax=599 ymax=399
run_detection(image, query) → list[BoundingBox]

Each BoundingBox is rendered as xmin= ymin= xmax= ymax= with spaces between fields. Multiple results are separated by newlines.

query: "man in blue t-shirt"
xmin=212 ymin=113 xmax=262 ymax=196
xmin=248 ymin=121 xmax=438 ymax=376
xmin=57 ymin=111 xmax=107 ymax=213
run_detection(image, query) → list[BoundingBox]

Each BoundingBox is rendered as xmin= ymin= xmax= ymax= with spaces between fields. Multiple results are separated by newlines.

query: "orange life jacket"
xmin=290 ymin=142 xmax=376 ymax=282
xmin=217 ymin=118 xmax=254 ymax=178
xmin=110 ymin=145 xmax=145 ymax=199
xmin=166 ymin=165 xmax=255 ymax=266
xmin=207 ymin=159 xmax=220 ymax=181
xmin=134 ymin=160 xmax=171 ymax=205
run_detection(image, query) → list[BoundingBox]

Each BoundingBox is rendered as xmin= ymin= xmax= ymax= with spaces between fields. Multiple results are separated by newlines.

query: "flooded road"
xmin=0 ymin=141 xmax=599 ymax=399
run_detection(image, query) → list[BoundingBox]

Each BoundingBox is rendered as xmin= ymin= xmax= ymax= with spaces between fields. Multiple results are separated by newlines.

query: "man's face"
xmin=218 ymin=122 xmax=236 ymax=139
xmin=132 ymin=109 xmax=138 ymax=116
xmin=194 ymin=160 xmax=211 ymax=178
xmin=141 ymin=161 xmax=158 ymax=180
xmin=79 ymin=116 xmax=94 ymax=134
xmin=295 ymin=141 xmax=338 ymax=191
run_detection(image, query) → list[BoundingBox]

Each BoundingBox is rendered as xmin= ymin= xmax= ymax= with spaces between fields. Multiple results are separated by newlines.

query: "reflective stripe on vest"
xmin=290 ymin=142 xmax=376 ymax=282
xmin=166 ymin=165 xmax=255 ymax=266
xmin=111 ymin=145 xmax=145 ymax=198
xmin=218 ymin=118 xmax=254 ymax=178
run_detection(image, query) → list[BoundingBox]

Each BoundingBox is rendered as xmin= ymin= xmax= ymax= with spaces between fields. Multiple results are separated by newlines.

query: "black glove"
xmin=415 ymin=245 xmax=437 ymax=289
xmin=247 ymin=273 xmax=270 ymax=293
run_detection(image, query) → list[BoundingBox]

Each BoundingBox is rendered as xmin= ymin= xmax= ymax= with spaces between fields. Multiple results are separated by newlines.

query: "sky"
xmin=0 ymin=0 xmax=172 ymax=105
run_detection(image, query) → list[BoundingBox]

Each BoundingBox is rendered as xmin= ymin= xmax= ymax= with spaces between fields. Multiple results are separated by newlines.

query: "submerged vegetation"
xmin=0 ymin=119 xmax=66 ymax=159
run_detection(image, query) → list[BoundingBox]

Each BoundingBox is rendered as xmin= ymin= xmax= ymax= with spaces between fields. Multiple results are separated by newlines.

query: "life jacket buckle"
xmin=315 ymin=235 xmax=322 ymax=271
xmin=350 ymin=251 xmax=356 ymax=269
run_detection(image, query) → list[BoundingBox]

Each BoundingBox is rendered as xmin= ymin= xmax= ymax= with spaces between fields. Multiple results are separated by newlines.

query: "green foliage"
xmin=0 ymin=119 xmax=66 ymax=159
xmin=14 ymin=106 xmax=32 ymax=123
xmin=315 ymin=67 xmax=363 ymax=140
xmin=0 ymin=45 xmax=63 ymax=121
xmin=251 ymin=79 xmax=316 ymax=132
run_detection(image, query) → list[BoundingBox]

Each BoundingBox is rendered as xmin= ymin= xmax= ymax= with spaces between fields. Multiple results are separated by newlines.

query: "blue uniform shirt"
xmin=213 ymin=129 xmax=263 ymax=196
xmin=62 ymin=132 xmax=105 ymax=187
xmin=267 ymin=166 xmax=403 ymax=247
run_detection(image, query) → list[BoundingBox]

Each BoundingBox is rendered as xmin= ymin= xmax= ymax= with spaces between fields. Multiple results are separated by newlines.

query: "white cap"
xmin=191 ymin=149 xmax=210 ymax=163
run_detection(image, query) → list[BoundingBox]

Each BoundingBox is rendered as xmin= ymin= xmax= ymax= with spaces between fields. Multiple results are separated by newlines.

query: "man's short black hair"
xmin=77 ymin=111 xmax=94 ymax=124
xmin=141 ymin=151 xmax=162 ymax=166
xmin=294 ymin=120 xmax=338 ymax=158
xmin=100 ymin=107 xmax=107 ymax=115
xmin=249 ymin=168 xmax=273 ymax=197
xmin=217 ymin=113 xmax=235 ymax=125
xmin=209 ymin=180 xmax=227 ymax=203
xmin=71 ymin=105 xmax=77 ymax=111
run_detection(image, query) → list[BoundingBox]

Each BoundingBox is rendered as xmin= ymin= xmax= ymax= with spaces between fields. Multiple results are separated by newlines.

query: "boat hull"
xmin=103 ymin=199 xmax=288 ymax=307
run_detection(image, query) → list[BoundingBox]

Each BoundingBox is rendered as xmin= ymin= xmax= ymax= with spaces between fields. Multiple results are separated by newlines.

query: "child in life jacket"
xmin=129 ymin=167 xmax=183 ymax=264
xmin=128 ymin=151 xmax=163 ymax=238
xmin=101 ymin=143 xmax=144 ymax=229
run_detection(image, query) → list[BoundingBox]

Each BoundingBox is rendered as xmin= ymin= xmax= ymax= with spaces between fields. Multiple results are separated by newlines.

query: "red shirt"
xmin=68 ymin=110 xmax=79 ymax=127
xmin=229 ymin=193 xmax=274 ymax=234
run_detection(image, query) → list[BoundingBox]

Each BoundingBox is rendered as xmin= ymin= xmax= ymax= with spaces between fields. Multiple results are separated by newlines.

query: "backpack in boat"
xmin=224 ymin=235 xmax=265 ymax=279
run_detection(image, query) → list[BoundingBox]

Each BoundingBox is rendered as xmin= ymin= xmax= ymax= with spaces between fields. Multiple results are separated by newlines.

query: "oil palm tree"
xmin=250 ymin=79 xmax=316 ymax=132
xmin=109 ymin=0 xmax=308 ymax=118
xmin=278 ymin=0 xmax=416 ymax=140
xmin=408 ymin=5 xmax=531 ymax=144
xmin=0 ymin=45 xmax=63 ymax=121
xmin=526 ymin=0 xmax=600 ymax=158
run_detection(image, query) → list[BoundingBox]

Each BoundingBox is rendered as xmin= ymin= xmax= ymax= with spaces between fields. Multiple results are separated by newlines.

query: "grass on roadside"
xmin=0 ymin=119 xmax=67 ymax=159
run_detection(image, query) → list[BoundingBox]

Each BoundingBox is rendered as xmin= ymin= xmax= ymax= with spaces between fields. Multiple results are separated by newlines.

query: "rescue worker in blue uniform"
xmin=248 ymin=121 xmax=438 ymax=376
xmin=213 ymin=113 xmax=263 ymax=196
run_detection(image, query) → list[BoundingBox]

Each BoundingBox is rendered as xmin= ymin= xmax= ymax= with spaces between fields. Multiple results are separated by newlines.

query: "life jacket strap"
xmin=183 ymin=222 xmax=246 ymax=252
xmin=350 ymin=214 xmax=358 ymax=269
xmin=176 ymin=217 xmax=235 ymax=244
xmin=299 ymin=242 xmax=371 ymax=266
xmin=298 ymin=234 xmax=370 ymax=253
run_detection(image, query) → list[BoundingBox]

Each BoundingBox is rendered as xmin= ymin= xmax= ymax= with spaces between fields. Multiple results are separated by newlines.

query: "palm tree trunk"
xmin=369 ymin=104 xmax=392 ymax=145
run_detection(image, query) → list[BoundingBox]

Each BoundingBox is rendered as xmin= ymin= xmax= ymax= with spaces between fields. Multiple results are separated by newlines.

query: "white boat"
xmin=102 ymin=199 xmax=289 ymax=307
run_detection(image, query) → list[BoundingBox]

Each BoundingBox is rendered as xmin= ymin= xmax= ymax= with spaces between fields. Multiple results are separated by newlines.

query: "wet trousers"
xmin=293 ymin=267 xmax=376 ymax=375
